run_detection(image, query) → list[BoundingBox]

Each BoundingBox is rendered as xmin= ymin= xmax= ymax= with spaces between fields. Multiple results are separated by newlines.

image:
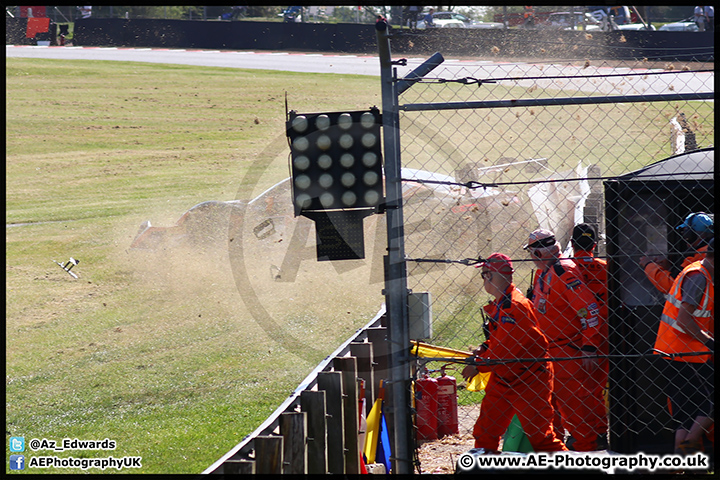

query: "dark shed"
xmin=604 ymin=147 xmax=714 ymax=454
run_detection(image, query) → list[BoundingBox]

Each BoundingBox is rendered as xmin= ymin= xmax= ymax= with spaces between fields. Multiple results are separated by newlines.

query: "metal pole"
xmin=375 ymin=19 xmax=412 ymax=475
xmin=400 ymin=92 xmax=715 ymax=112
xmin=631 ymin=6 xmax=651 ymax=31
xmin=395 ymin=52 xmax=444 ymax=95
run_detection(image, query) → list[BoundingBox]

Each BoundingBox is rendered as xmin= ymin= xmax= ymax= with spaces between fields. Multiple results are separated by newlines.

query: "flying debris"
xmin=54 ymin=257 xmax=79 ymax=278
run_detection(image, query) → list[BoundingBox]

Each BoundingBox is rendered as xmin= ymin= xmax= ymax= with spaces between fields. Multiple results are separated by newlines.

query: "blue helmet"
xmin=676 ymin=212 xmax=713 ymax=234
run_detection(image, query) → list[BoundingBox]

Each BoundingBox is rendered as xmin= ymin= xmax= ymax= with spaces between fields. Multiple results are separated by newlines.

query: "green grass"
xmin=6 ymin=58 xmax=384 ymax=474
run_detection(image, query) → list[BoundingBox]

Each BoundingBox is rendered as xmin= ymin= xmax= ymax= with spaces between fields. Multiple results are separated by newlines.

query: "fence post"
xmin=366 ymin=325 xmax=392 ymax=452
xmin=334 ymin=356 xmax=360 ymax=474
xmin=376 ymin=19 xmax=413 ymax=475
xmin=366 ymin=326 xmax=388 ymax=394
xmin=584 ymin=164 xmax=605 ymax=256
xmin=222 ymin=459 xmax=254 ymax=474
xmin=254 ymin=436 xmax=283 ymax=474
xmin=280 ymin=411 xmax=307 ymax=474
xmin=350 ymin=341 xmax=374 ymax=416
xmin=317 ymin=370 xmax=345 ymax=474
xmin=300 ymin=389 xmax=328 ymax=474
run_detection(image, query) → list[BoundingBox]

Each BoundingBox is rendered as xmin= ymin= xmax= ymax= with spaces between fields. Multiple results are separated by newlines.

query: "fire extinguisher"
xmin=414 ymin=371 xmax=439 ymax=441
xmin=436 ymin=366 xmax=459 ymax=437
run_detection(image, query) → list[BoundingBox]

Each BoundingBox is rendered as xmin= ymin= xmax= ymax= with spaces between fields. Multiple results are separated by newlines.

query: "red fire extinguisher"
xmin=436 ymin=366 xmax=459 ymax=437
xmin=415 ymin=372 xmax=439 ymax=440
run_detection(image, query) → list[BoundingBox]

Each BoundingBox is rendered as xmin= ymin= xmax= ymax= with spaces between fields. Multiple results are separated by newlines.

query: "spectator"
xmin=654 ymin=237 xmax=714 ymax=455
xmin=639 ymin=212 xmax=713 ymax=295
xmin=461 ymin=253 xmax=567 ymax=452
xmin=608 ymin=5 xmax=631 ymax=25
xmin=694 ymin=6 xmax=706 ymax=31
xmin=523 ymin=6 xmax=535 ymax=28
xmin=423 ymin=8 xmax=436 ymax=28
xmin=78 ymin=6 xmax=92 ymax=19
xmin=230 ymin=6 xmax=245 ymax=21
xmin=524 ymin=228 xmax=608 ymax=451
xmin=406 ymin=5 xmax=421 ymax=29
xmin=704 ymin=6 xmax=714 ymax=31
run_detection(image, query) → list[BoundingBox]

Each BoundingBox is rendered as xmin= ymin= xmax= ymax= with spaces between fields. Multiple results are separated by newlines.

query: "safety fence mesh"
xmin=397 ymin=55 xmax=714 ymax=464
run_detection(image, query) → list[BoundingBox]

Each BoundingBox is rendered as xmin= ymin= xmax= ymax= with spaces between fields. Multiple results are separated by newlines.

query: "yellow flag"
xmin=363 ymin=397 xmax=382 ymax=464
xmin=410 ymin=341 xmax=491 ymax=392
xmin=410 ymin=341 xmax=472 ymax=360
xmin=467 ymin=371 xmax=491 ymax=392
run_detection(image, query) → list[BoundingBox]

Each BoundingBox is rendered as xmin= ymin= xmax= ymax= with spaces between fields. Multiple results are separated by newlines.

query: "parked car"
xmin=615 ymin=23 xmax=655 ymax=31
xmin=431 ymin=11 xmax=504 ymax=29
xmin=466 ymin=22 xmax=505 ymax=29
xmin=544 ymin=12 xmax=601 ymax=31
xmin=417 ymin=11 xmax=467 ymax=29
xmin=433 ymin=11 xmax=471 ymax=25
xmin=658 ymin=21 xmax=699 ymax=32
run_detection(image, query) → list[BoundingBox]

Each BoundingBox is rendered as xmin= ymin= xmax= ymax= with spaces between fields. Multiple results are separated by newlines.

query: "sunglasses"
xmin=481 ymin=271 xmax=493 ymax=280
xmin=524 ymin=236 xmax=556 ymax=250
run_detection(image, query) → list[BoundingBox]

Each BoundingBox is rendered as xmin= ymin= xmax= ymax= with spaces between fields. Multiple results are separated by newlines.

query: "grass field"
xmin=6 ymin=58 xmax=386 ymax=474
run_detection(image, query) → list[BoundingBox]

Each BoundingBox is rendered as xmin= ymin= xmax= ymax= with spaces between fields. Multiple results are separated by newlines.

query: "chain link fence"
xmin=396 ymin=54 xmax=713 ymax=464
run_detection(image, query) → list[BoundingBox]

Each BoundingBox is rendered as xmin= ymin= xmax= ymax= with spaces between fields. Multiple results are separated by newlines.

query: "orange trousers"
xmin=473 ymin=365 xmax=567 ymax=452
xmin=550 ymin=346 xmax=608 ymax=451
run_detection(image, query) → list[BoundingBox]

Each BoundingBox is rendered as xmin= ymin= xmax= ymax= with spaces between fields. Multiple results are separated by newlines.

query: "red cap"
xmin=476 ymin=252 xmax=514 ymax=274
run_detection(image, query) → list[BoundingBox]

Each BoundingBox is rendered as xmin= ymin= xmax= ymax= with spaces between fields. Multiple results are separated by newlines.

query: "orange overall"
xmin=530 ymin=258 xmax=607 ymax=451
xmin=472 ymin=284 xmax=567 ymax=452
xmin=572 ymin=251 xmax=610 ymax=408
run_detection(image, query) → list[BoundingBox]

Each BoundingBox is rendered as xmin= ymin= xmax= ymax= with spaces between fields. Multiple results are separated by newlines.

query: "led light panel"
xmin=287 ymin=108 xmax=384 ymax=217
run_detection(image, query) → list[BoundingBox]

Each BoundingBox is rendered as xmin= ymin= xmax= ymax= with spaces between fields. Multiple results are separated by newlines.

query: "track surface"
xmin=6 ymin=45 xmax=714 ymax=96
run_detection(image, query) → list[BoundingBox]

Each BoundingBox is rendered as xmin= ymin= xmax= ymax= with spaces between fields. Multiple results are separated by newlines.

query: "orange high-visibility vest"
xmin=654 ymin=261 xmax=714 ymax=363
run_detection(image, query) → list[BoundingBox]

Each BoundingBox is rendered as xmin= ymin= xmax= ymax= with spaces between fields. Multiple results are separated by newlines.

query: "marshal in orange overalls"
xmin=654 ymin=260 xmax=714 ymax=451
xmin=530 ymin=257 xmax=608 ymax=451
xmin=572 ymin=249 xmax=609 ymax=410
xmin=471 ymin=284 xmax=567 ymax=452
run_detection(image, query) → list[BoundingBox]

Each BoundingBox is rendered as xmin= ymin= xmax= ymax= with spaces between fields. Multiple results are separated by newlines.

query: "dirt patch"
xmin=415 ymin=404 xmax=480 ymax=474
xmin=416 ymin=433 xmax=474 ymax=474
